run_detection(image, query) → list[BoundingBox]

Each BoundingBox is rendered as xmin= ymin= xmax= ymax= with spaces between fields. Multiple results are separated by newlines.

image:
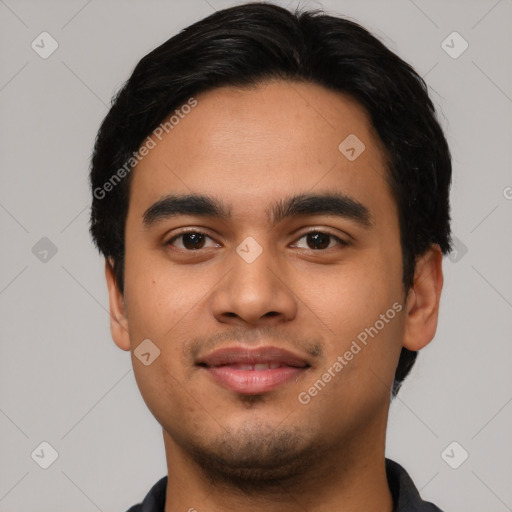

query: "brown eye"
xmin=166 ymin=231 xmax=218 ymax=251
xmin=293 ymin=231 xmax=348 ymax=250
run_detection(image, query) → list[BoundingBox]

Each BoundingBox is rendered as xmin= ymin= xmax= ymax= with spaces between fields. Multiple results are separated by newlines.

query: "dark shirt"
xmin=126 ymin=458 xmax=444 ymax=511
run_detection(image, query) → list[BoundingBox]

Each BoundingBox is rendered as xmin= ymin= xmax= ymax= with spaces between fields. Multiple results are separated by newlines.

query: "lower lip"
xmin=202 ymin=365 xmax=307 ymax=394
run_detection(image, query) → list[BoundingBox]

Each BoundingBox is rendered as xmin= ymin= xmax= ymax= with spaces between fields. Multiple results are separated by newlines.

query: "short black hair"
xmin=89 ymin=1 xmax=452 ymax=397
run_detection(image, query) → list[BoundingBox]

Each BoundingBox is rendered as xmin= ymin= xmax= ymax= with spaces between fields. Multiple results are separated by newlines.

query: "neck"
xmin=162 ymin=413 xmax=394 ymax=512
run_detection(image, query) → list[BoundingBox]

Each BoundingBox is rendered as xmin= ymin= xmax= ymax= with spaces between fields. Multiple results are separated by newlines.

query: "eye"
xmin=166 ymin=230 xmax=219 ymax=251
xmin=292 ymin=230 xmax=349 ymax=251
xmin=165 ymin=229 xmax=349 ymax=252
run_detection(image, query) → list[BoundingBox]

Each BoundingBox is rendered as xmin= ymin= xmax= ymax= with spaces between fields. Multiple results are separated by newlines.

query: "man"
xmin=89 ymin=3 xmax=451 ymax=511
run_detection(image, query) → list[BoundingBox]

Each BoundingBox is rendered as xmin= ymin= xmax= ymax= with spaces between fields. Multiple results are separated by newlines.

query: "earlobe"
xmin=104 ymin=258 xmax=131 ymax=351
xmin=402 ymin=244 xmax=444 ymax=352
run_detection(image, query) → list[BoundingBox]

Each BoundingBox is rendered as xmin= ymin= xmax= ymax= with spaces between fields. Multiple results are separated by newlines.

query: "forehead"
xmin=127 ymin=80 xmax=394 ymax=226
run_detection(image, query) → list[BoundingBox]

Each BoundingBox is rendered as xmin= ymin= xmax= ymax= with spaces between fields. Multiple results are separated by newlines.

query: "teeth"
xmin=228 ymin=362 xmax=283 ymax=370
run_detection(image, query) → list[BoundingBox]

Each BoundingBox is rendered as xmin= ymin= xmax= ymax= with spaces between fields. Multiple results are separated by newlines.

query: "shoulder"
xmin=123 ymin=476 xmax=168 ymax=512
xmin=385 ymin=458 xmax=445 ymax=512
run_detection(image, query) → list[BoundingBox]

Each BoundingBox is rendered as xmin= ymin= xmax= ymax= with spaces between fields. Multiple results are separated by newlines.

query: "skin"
xmin=105 ymin=80 xmax=444 ymax=511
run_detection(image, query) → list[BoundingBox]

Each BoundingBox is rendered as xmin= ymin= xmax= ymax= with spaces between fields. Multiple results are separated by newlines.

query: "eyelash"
xmin=165 ymin=229 xmax=349 ymax=252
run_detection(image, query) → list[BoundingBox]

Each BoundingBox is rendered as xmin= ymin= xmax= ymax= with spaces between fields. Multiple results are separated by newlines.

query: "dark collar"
xmin=385 ymin=459 xmax=444 ymax=511
xmin=126 ymin=458 xmax=444 ymax=512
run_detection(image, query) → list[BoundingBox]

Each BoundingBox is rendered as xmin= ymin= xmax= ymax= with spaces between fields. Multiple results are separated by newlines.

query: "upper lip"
xmin=197 ymin=345 xmax=311 ymax=368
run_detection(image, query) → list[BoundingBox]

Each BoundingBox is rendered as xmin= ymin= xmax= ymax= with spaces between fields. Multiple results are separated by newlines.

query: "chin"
xmin=179 ymin=420 xmax=325 ymax=493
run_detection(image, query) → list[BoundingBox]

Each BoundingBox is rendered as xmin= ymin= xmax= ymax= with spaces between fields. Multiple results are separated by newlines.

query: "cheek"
xmin=130 ymin=354 xmax=189 ymax=432
xmin=123 ymin=248 xmax=203 ymax=341
xmin=123 ymin=261 xmax=197 ymax=412
xmin=297 ymin=253 xmax=401 ymax=330
xmin=296 ymin=251 xmax=404 ymax=378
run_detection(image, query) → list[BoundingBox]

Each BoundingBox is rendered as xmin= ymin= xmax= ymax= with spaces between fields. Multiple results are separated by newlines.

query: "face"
xmin=106 ymin=80 xmax=442 ymax=488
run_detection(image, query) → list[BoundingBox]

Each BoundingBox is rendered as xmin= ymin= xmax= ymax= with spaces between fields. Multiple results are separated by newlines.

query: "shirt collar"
xmin=129 ymin=458 xmax=444 ymax=512
xmin=386 ymin=458 xmax=444 ymax=512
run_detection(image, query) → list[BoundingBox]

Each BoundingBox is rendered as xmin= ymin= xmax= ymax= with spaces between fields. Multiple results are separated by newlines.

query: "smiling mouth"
xmin=199 ymin=361 xmax=307 ymax=370
xmin=196 ymin=346 xmax=311 ymax=394
xmin=200 ymin=363 xmax=309 ymax=394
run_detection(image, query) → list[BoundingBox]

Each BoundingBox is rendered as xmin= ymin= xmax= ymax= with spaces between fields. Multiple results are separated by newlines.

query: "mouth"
xmin=197 ymin=346 xmax=311 ymax=395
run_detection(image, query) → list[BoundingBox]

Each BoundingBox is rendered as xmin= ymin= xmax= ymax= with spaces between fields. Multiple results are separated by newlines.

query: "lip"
xmin=197 ymin=345 xmax=311 ymax=394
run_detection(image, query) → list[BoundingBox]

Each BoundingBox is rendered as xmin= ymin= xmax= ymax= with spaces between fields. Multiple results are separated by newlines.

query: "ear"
xmin=402 ymin=244 xmax=444 ymax=351
xmin=105 ymin=258 xmax=131 ymax=351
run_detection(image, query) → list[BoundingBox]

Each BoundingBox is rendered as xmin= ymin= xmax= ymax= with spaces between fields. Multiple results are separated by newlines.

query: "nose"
xmin=210 ymin=240 xmax=297 ymax=327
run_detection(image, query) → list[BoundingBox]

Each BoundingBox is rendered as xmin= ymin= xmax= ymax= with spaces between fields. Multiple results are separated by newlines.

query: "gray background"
xmin=0 ymin=0 xmax=511 ymax=510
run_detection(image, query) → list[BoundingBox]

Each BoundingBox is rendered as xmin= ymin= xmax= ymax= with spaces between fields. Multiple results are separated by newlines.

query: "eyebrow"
xmin=142 ymin=192 xmax=374 ymax=229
